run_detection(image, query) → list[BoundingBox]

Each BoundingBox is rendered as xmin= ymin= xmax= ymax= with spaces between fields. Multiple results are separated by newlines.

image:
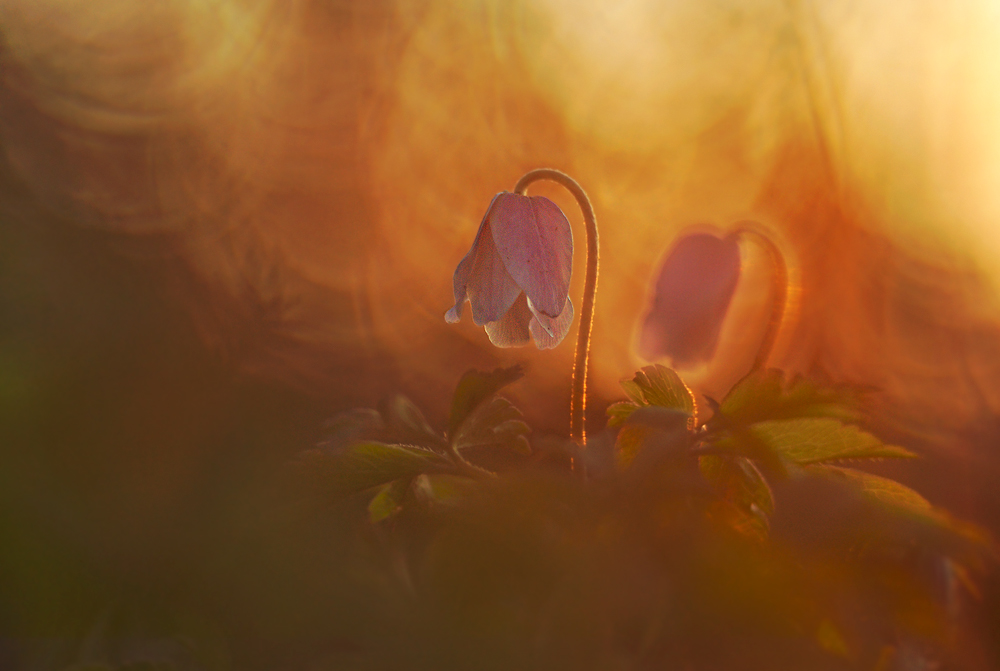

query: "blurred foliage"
xmin=295 ymin=366 xmax=530 ymax=523
xmin=3 ymin=270 xmax=997 ymax=671
xmin=234 ymin=364 xmax=994 ymax=670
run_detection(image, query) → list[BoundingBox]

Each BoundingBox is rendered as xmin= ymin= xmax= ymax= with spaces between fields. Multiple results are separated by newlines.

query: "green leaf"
xmin=606 ymin=401 xmax=639 ymax=428
xmin=615 ymin=424 xmax=653 ymax=469
xmin=803 ymin=465 xmax=997 ymax=563
xmin=628 ymin=365 xmax=695 ymax=415
xmin=619 ymin=378 xmax=645 ymax=405
xmin=705 ymin=428 xmax=788 ymax=478
xmin=379 ymin=394 xmax=446 ymax=449
xmin=310 ymin=441 xmax=449 ymax=496
xmin=615 ymin=406 xmax=692 ymax=469
xmin=808 ymin=465 xmax=931 ymax=513
xmin=452 ymin=396 xmax=531 ymax=454
xmin=699 ymin=455 xmax=774 ymax=516
xmin=368 ymin=478 xmax=411 ymax=522
xmin=448 ymin=366 xmax=524 ymax=438
xmin=747 ymin=418 xmax=917 ymax=466
xmin=491 ymin=419 xmax=532 ymax=455
xmin=719 ymin=369 xmax=864 ymax=425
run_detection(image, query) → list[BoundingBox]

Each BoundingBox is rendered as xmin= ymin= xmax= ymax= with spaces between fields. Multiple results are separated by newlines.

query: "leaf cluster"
xmin=606 ymin=367 xmax=928 ymax=531
xmin=701 ymin=369 xmax=922 ymax=521
xmin=301 ymin=366 xmax=530 ymax=522
xmin=277 ymin=364 xmax=995 ymax=670
xmin=604 ymin=365 xmax=996 ymax=663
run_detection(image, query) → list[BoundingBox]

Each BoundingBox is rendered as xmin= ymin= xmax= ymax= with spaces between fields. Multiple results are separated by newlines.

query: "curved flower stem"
xmin=514 ymin=169 xmax=599 ymax=462
xmin=732 ymin=225 xmax=788 ymax=371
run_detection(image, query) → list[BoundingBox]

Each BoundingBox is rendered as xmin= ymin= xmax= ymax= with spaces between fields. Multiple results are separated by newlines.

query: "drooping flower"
xmin=637 ymin=232 xmax=741 ymax=367
xmin=445 ymin=192 xmax=574 ymax=349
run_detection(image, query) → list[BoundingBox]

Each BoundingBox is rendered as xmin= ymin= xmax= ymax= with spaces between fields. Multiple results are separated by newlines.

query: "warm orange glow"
xmin=2 ymin=0 xmax=1000 ymax=443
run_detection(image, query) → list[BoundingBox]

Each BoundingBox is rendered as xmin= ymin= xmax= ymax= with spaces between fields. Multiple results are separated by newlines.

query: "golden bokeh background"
xmin=5 ymin=0 xmax=1000 ymax=437
xmin=3 ymin=0 xmax=1000 ymax=597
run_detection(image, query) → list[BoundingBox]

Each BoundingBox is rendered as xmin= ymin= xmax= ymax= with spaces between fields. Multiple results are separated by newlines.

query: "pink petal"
xmin=466 ymin=231 xmax=521 ymax=325
xmin=484 ymin=293 xmax=532 ymax=347
xmin=488 ymin=193 xmax=572 ymax=318
xmin=528 ymin=297 xmax=574 ymax=349
xmin=446 ymin=194 xmax=520 ymax=325
xmin=445 ymin=219 xmax=485 ymax=323
xmin=637 ymin=232 xmax=741 ymax=366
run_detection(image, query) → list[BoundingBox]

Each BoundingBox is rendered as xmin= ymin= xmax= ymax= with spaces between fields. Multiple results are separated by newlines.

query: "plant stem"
xmin=731 ymin=225 xmax=788 ymax=371
xmin=514 ymin=169 xmax=600 ymax=460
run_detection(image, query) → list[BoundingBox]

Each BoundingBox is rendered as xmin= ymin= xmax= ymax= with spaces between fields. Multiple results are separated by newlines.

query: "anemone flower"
xmin=637 ymin=232 xmax=742 ymax=367
xmin=445 ymin=192 xmax=574 ymax=349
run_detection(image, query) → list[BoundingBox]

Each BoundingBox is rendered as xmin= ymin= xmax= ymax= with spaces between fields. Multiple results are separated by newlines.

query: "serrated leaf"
xmin=453 ymin=396 xmax=531 ymax=453
xmin=368 ymin=478 xmax=411 ymax=522
xmin=719 ymin=369 xmax=864 ymax=425
xmin=312 ymin=441 xmax=448 ymax=496
xmin=448 ymin=366 xmax=524 ymax=438
xmin=699 ymin=455 xmax=774 ymax=516
xmin=606 ymin=401 xmax=639 ymax=428
xmin=379 ymin=394 xmax=446 ymax=449
xmin=748 ymin=418 xmax=917 ymax=465
xmin=619 ymin=378 xmax=645 ymax=405
xmin=630 ymin=365 xmax=696 ymax=415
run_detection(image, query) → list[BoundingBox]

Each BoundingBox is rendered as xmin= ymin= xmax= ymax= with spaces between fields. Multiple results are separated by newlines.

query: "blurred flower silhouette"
xmin=637 ymin=232 xmax=741 ymax=367
xmin=446 ymin=192 xmax=574 ymax=349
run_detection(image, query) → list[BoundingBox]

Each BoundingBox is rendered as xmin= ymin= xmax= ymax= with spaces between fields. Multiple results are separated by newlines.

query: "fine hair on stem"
xmin=514 ymin=168 xmax=599 ymax=469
